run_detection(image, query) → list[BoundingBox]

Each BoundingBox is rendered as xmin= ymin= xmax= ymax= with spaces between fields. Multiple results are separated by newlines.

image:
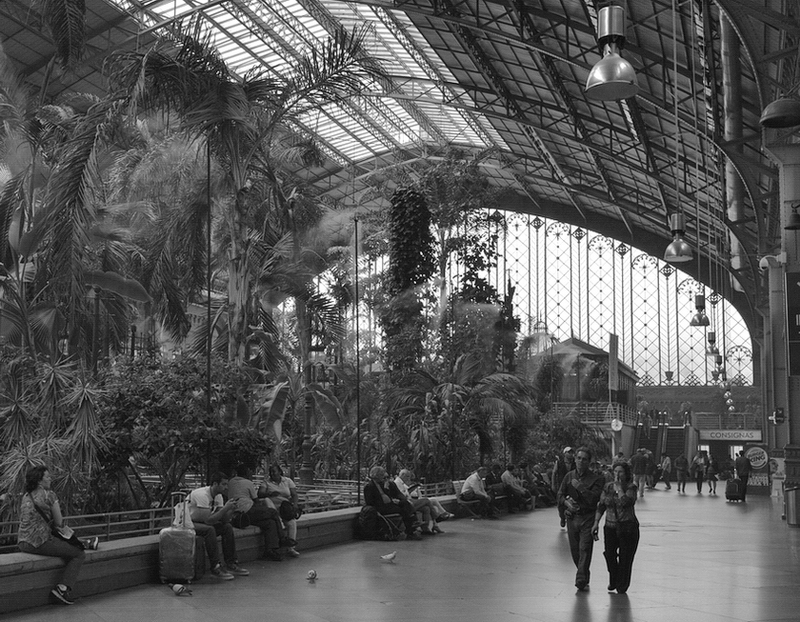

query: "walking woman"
xmin=691 ymin=451 xmax=708 ymax=494
xmin=591 ymin=461 xmax=640 ymax=594
xmin=17 ymin=465 xmax=85 ymax=605
xmin=706 ymin=454 xmax=719 ymax=494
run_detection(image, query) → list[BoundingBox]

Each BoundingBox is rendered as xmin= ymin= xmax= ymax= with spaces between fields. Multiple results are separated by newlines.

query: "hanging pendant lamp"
xmin=664 ymin=214 xmax=693 ymax=262
xmin=786 ymin=203 xmax=800 ymax=230
xmin=690 ymin=294 xmax=710 ymax=327
xmin=585 ymin=5 xmax=639 ymax=101
xmin=759 ymin=97 xmax=800 ymax=128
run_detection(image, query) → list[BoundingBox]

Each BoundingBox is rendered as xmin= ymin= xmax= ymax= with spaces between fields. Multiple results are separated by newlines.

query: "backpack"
xmin=356 ymin=505 xmax=380 ymax=540
xmin=355 ymin=506 xmax=404 ymax=541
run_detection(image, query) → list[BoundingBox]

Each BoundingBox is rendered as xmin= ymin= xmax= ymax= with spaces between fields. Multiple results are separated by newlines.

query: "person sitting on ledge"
xmin=260 ymin=464 xmax=301 ymax=557
xmin=460 ymin=466 xmax=499 ymax=519
xmin=394 ymin=469 xmax=451 ymax=533
xmin=227 ymin=464 xmax=288 ymax=562
xmin=501 ymin=464 xmax=535 ymax=511
xmin=364 ymin=466 xmax=422 ymax=540
xmin=188 ymin=472 xmax=250 ymax=579
xmin=17 ymin=465 xmax=85 ymax=606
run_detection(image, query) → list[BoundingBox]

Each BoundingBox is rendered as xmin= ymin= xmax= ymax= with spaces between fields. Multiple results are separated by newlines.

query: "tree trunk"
xmin=226 ymin=197 xmax=250 ymax=366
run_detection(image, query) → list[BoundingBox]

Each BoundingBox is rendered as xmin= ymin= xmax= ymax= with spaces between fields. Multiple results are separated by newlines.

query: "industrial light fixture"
xmin=585 ymin=5 xmax=638 ymax=101
xmin=759 ymin=97 xmax=800 ymax=128
xmin=706 ymin=331 xmax=719 ymax=356
xmin=786 ymin=203 xmax=800 ymax=230
xmin=664 ymin=213 xmax=693 ymax=262
xmin=690 ymin=294 xmax=710 ymax=327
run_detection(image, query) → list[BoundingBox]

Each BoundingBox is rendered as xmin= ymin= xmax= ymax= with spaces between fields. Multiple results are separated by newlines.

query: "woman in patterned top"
xmin=591 ymin=461 xmax=640 ymax=594
xmin=17 ymin=465 xmax=85 ymax=605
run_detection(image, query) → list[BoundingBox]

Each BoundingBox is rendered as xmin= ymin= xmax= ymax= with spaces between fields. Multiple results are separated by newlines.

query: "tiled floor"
xmin=7 ymin=487 xmax=800 ymax=621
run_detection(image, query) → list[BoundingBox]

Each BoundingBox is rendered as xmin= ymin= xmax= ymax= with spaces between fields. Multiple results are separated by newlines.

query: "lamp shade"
xmin=786 ymin=206 xmax=800 ymax=230
xmin=690 ymin=311 xmax=710 ymax=327
xmin=585 ymin=50 xmax=638 ymax=100
xmin=760 ymin=97 xmax=800 ymax=128
xmin=664 ymin=236 xmax=692 ymax=262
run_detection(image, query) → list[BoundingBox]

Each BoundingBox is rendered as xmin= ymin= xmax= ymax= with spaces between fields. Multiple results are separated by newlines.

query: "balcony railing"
xmin=552 ymin=402 xmax=639 ymax=426
xmin=692 ymin=412 xmax=761 ymax=430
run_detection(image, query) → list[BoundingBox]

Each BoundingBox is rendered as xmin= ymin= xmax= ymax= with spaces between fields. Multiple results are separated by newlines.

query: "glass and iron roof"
xmin=2 ymin=0 xmax=799 ymax=335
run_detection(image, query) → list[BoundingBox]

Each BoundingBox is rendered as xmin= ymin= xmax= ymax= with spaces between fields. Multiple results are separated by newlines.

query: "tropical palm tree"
xmin=387 ymin=352 xmax=535 ymax=479
xmin=108 ymin=19 xmax=386 ymax=367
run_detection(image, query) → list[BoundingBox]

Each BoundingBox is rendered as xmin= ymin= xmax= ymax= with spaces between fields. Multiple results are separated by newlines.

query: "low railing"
xmin=0 ymin=506 xmax=173 ymax=554
xmin=0 ymin=478 xmax=458 ymax=554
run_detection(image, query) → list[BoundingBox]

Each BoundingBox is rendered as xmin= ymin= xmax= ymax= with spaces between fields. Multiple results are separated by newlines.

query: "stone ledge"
xmin=0 ymin=498 xmax=457 ymax=614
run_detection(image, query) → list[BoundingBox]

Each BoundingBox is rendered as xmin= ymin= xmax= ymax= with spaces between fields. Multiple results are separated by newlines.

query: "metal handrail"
xmin=0 ymin=506 xmax=173 ymax=555
xmin=0 ymin=479 xmax=459 ymax=554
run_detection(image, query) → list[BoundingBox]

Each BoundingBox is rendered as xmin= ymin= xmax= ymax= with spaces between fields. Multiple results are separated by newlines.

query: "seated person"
xmin=395 ymin=470 xmax=454 ymax=528
xmin=188 ymin=472 xmax=250 ymax=579
xmin=460 ymin=466 xmax=498 ymax=518
xmin=521 ymin=463 xmax=557 ymax=507
xmin=227 ymin=464 xmax=287 ymax=562
xmin=364 ymin=466 xmax=421 ymax=540
xmin=260 ymin=464 xmax=301 ymax=558
xmin=394 ymin=469 xmax=438 ymax=534
xmin=501 ymin=464 xmax=534 ymax=511
xmin=484 ymin=463 xmax=509 ymax=509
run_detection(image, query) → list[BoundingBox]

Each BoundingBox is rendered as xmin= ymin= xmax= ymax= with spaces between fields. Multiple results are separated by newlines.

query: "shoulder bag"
xmin=29 ymin=494 xmax=85 ymax=549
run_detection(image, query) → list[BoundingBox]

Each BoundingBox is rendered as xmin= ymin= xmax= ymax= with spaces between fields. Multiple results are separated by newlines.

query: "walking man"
xmin=557 ymin=446 xmax=605 ymax=591
xmin=630 ymin=449 xmax=648 ymax=497
xmin=674 ymin=453 xmax=689 ymax=493
xmin=734 ymin=450 xmax=752 ymax=502
xmin=658 ymin=453 xmax=672 ymax=490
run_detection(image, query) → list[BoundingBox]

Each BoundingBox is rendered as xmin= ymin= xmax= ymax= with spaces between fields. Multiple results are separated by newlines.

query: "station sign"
xmin=699 ymin=429 xmax=762 ymax=441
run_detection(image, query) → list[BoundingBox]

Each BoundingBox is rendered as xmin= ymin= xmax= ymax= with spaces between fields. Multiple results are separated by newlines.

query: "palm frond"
xmin=41 ymin=0 xmax=87 ymax=70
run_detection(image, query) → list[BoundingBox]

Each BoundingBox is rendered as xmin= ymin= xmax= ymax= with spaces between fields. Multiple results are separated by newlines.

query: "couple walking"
xmin=557 ymin=447 xmax=640 ymax=594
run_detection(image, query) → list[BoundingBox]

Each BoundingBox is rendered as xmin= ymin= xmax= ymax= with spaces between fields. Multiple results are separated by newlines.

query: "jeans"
xmin=19 ymin=538 xmax=85 ymax=589
xmin=676 ymin=470 xmax=688 ymax=491
xmin=695 ymin=470 xmax=705 ymax=493
xmin=633 ymin=474 xmax=646 ymax=495
xmin=246 ymin=504 xmax=284 ymax=549
xmin=567 ymin=513 xmax=595 ymax=588
xmin=193 ymin=522 xmax=237 ymax=568
xmin=603 ymin=522 xmax=640 ymax=593
xmin=740 ymin=474 xmax=749 ymax=500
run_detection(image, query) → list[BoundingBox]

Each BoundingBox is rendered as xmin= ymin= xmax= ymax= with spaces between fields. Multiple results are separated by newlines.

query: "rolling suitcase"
xmin=159 ymin=496 xmax=205 ymax=583
xmin=726 ymin=477 xmax=744 ymax=502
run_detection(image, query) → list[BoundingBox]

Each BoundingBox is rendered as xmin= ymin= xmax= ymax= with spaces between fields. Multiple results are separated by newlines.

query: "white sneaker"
xmin=226 ymin=563 xmax=250 ymax=576
xmin=211 ymin=564 xmax=235 ymax=580
xmin=286 ymin=547 xmax=300 ymax=558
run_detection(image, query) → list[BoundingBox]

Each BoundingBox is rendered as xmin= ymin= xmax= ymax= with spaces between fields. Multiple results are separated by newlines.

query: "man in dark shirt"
xmin=557 ymin=446 xmax=605 ymax=591
xmin=363 ymin=466 xmax=420 ymax=539
xmin=630 ymin=448 xmax=648 ymax=497
xmin=734 ymin=451 xmax=752 ymax=501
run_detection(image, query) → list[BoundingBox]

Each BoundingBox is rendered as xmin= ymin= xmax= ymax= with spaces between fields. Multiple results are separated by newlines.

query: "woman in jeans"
xmin=591 ymin=461 xmax=640 ymax=594
xmin=17 ymin=465 xmax=85 ymax=605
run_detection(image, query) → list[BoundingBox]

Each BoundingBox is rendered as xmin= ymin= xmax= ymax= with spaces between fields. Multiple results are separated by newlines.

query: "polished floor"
xmin=8 ymin=487 xmax=800 ymax=622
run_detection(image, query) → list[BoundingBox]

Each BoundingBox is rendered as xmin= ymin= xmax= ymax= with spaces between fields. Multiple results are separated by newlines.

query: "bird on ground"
xmin=169 ymin=583 xmax=193 ymax=596
xmin=380 ymin=551 xmax=397 ymax=563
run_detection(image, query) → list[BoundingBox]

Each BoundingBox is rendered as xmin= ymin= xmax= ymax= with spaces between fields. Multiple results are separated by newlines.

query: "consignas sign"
xmin=699 ymin=430 xmax=762 ymax=441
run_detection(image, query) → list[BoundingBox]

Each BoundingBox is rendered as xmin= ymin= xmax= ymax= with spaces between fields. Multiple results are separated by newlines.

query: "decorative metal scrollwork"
xmin=588 ymin=235 xmax=612 ymax=254
xmin=632 ymin=254 xmax=657 ymax=274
